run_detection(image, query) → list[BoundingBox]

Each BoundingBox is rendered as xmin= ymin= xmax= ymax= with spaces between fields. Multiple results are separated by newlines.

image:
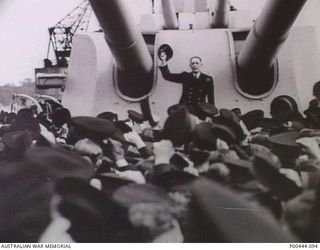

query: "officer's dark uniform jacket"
xmin=159 ymin=65 xmax=215 ymax=105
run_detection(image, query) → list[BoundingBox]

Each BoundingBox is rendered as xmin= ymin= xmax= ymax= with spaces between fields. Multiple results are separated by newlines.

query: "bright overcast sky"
xmin=0 ymin=0 xmax=84 ymax=85
xmin=0 ymin=0 xmax=319 ymax=86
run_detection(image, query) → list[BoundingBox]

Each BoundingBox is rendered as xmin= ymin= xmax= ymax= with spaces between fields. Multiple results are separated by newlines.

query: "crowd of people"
xmin=1 ymin=83 xmax=320 ymax=243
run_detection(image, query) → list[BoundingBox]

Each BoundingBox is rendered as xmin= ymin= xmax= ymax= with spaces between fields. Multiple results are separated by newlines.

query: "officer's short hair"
xmin=190 ymin=56 xmax=202 ymax=63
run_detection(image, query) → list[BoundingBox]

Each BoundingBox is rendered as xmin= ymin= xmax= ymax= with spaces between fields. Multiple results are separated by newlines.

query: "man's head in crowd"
xmin=313 ymin=81 xmax=320 ymax=100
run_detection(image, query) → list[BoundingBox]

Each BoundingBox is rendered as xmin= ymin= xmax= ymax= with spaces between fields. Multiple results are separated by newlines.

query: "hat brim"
xmin=127 ymin=110 xmax=144 ymax=124
xmin=268 ymin=131 xmax=301 ymax=149
xmin=153 ymin=170 xmax=196 ymax=189
xmin=158 ymin=44 xmax=173 ymax=61
xmin=113 ymin=184 xmax=171 ymax=207
xmin=254 ymin=154 xmax=302 ymax=200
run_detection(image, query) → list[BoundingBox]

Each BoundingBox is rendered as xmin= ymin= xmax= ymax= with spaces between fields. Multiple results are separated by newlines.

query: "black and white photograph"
xmin=0 ymin=0 xmax=320 ymax=245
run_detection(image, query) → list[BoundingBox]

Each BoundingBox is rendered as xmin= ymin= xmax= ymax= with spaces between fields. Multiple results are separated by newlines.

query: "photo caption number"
xmin=289 ymin=244 xmax=318 ymax=248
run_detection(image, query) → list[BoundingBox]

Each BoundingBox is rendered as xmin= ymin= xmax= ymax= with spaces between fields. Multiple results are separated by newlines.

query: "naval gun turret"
xmin=161 ymin=0 xmax=179 ymax=29
xmin=62 ymin=0 xmax=320 ymax=123
xmin=89 ymin=0 xmax=154 ymax=99
xmin=237 ymin=0 xmax=307 ymax=96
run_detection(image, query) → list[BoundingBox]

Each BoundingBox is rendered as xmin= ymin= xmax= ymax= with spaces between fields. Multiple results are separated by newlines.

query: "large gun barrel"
xmin=237 ymin=0 xmax=307 ymax=95
xmin=211 ymin=0 xmax=228 ymax=28
xmin=161 ymin=0 xmax=179 ymax=29
xmin=88 ymin=0 xmax=153 ymax=75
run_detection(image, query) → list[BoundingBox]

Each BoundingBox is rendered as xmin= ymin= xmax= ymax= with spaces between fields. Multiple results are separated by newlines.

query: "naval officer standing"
xmin=159 ymin=49 xmax=215 ymax=108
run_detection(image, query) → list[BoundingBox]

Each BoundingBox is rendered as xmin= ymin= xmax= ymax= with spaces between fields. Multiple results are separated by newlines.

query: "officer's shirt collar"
xmin=193 ymin=72 xmax=201 ymax=79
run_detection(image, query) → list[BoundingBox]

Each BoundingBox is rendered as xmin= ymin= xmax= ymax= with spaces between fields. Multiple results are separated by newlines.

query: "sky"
xmin=0 ymin=0 xmax=319 ymax=86
xmin=0 ymin=0 xmax=83 ymax=85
